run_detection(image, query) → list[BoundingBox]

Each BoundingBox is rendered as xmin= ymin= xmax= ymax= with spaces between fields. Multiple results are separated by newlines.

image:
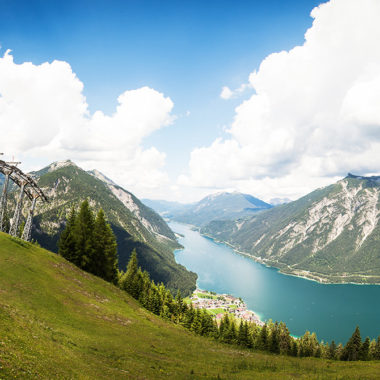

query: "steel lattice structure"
xmin=0 ymin=159 xmax=48 ymax=241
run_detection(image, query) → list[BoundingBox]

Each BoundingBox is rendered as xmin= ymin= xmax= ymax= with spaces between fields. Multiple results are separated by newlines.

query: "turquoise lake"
xmin=170 ymin=221 xmax=380 ymax=344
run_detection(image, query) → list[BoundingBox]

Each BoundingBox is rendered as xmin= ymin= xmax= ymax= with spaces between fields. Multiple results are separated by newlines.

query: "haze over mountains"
xmin=10 ymin=160 xmax=197 ymax=295
xmin=202 ymin=174 xmax=380 ymax=284
xmin=145 ymin=192 xmax=273 ymax=226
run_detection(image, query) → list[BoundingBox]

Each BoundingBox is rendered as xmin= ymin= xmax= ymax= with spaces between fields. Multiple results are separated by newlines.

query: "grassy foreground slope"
xmin=0 ymin=233 xmax=379 ymax=379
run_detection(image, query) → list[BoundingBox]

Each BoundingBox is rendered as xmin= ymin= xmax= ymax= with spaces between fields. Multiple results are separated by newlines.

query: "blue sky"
xmin=1 ymin=0 xmax=379 ymax=202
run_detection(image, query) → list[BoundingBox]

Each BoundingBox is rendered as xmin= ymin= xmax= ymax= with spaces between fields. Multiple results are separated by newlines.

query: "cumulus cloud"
xmin=0 ymin=50 xmax=174 ymax=197
xmin=182 ymin=0 xmax=380 ymax=201
xmin=220 ymin=83 xmax=252 ymax=100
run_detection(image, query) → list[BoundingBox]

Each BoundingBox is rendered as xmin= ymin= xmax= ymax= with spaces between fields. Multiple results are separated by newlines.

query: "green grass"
xmin=197 ymin=293 xmax=217 ymax=299
xmin=206 ymin=308 xmax=225 ymax=315
xmin=1 ymin=232 xmax=380 ymax=379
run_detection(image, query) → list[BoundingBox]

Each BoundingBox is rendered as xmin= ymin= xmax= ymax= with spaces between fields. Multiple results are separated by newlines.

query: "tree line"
xmin=58 ymin=201 xmax=380 ymax=361
xmin=120 ymin=250 xmax=380 ymax=361
xmin=58 ymin=200 xmax=118 ymax=284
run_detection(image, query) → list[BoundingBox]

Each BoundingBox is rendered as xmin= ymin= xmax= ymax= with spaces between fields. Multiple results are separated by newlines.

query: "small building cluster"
xmin=189 ymin=288 xmax=264 ymax=326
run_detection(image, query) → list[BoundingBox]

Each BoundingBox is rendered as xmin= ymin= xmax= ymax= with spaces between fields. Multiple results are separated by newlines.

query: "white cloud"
xmin=182 ymin=0 xmax=380 ymax=202
xmin=220 ymin=83 xmax=252 ymax=100
xmin=220 ymin=86 xmax=234 ymax=100
xmin=0 ymin=50 xmax=174 ymax=198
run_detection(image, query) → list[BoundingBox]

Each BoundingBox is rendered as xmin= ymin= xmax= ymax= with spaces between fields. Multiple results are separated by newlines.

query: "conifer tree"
xmin=259 ymin=323 xmax=268 ymax=350
xmin=72 ymin=200 xmax=95 ymax=271
xmin=238 ymin=320 xmax=250 ymax=348
xmin=290 ymin=340 xmax=298 ymax=357
xmin=93 ymin=209 xmax=118 ymax=283
xmin=190 ymin=309 xmax=203 ymax=335
xmin=58 ymin=206 xmax=77 ymax=263
xmin=182 ymin=304 xmax=195 ymax=329
xmin=374 ymin=336 xmax=380 ymax=360
xmin=359 ymin=337 xmax=370 ymax=361
xmin=278 ymin=322 xmax=291 ymax=355
xmin=342 ymin=326 xmax=362 ymax=361
xmin=269 ymin=322 xmax=280 ymax=353
xmin=120 ymin=249 xmax=140 ymax=298
xmin=329 ymin=340 xmax=337 ymax=360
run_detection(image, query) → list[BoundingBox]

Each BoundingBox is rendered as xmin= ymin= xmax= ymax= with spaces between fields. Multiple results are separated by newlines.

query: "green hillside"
xmin=11 ymin=160 xmax=196 ymax=296
xmin=1 ymin=233 xmax=380 ymax=379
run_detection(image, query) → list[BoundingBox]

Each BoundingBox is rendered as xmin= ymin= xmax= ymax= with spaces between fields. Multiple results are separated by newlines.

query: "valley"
xmin=172 ymin=221 xmax=380 ymax=344
xmin=199 ymin=175 xmax=380 ymax=285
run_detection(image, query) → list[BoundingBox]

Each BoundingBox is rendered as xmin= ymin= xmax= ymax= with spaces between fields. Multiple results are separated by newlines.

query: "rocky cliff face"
xmin=201 ymin=175 xmax=380 ymax=284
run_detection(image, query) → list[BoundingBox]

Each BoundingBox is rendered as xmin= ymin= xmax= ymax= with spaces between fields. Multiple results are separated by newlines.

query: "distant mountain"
xmin=270 ymin=197 xmax=291 ymax=206
xmin=170 ymin=191 xmax=272 ymax=227
xmin=141 ymin=199 xmax=193 ymax=217
xmin=201 ymin=174 xmax=380 ymax=284
xmin=13 ymin=160 xmax=197 ymax=295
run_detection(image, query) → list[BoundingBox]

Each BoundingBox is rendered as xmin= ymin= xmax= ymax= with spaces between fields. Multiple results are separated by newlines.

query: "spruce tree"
xmin=72 ymin=200 xmax=95 ymax=271
xmin=329 ymin=340 xmax=337 ymax=360
xmin=120 ymin=249 xmax=140 ymax=298
xmin=58 ymin=206 xmax=77 ymax=263
xmin=290 ymin=340 xmax=298 ymax=357
xmin=259 ymin=323 xmax=268 ymax=350
xmin=359 ymin=337 xmax=370 ymax=361
xmin=269 ymin=322 xmax=280 ymax=353
xmin=375 ymin=336 xmax=380 ymax=360
xmin=342 ymin=326 xmax=362 ymax=361
xmin=93 ymin=209 xmax=118 ymax=283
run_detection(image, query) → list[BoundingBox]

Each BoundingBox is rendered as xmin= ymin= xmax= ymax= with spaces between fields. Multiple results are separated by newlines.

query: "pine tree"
xmin=182 ymin=304 xmax=195 ymax=329
xmin=259 ymin=323 xmax=268 ymax=350
xmin=359 ymin=337 xmax=370 ymax=361
xmin=190 ymin=310 xmax=203 ymax=335
xmin=120 ymin=249 xmax=140 ymax=298
xmin=375 ymin=336 xmax=380 ymax=360
xmin=278 ymin=322 xmax=291 ymax=355
xmin=269 ymin=322 xmax=280 ymax=353
xmin=93 ymin=209 xmax=118 ymax=283
xmin=72 ymin=200 xmax=95 ymax=271
xmin=329 ymin=340 xmax=337 ymax=360
xmin=58 ymin=206 xmax=77 ymax=263
xmin=342 ymin=326 xmax=362 ymax=361
xmin=290 ymin=340 xmax=298 ymax=357
xmin=238 ymin=320 xmax=250 ymax=348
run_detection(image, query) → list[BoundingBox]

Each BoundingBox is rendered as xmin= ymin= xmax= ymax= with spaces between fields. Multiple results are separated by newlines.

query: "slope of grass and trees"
xmin=8 ymin=160 xmax=197 ymax=296
xmin=2 ymin=231 xmax=380 ymax=379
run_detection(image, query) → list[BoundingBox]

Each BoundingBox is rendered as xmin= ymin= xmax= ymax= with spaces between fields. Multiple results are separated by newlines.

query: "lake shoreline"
xmin=199 ymin=231 xmax=380 ymax=286
xmin=189 ymin=288 xmax=265 ymax=326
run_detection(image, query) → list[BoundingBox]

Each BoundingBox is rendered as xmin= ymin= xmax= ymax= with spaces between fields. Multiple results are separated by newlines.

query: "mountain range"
xmin=146 ymin=191 xmax=273 ymax=227
xmin=201 ymin=174 xmax=380 ymax=284
xmin=7 ymin=160 xmax=196 ymax=295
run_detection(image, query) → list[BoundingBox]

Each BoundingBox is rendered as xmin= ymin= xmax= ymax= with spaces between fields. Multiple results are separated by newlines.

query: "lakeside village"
xmin=186 ymin=288 xmax=264 ymax=326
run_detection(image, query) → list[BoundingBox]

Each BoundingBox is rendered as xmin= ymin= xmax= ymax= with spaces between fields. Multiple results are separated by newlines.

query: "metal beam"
xmin=21 ymin=196 xmax=38 ymax=242
xmin=9 ymin=181 xmax=27 ymax=237
xmin=0 ymin=169 xmax=12 ymax=232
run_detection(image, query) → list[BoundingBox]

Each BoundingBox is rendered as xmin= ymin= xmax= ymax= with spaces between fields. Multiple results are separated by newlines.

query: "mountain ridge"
xmin=201 ymin=174 xmax=380 ymax=284
xmin=147 ymin=191 xmax=272 ymax=227
xmin=17 ymin=160 xmax=197 ymax=295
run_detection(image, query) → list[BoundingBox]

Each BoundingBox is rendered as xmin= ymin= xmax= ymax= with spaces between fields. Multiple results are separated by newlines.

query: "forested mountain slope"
xmin=202 ymin=175 xmax=380 ymax=284
xmin=16 ymin=160 xmax=196 ymax=295
xmin=1 ymin=233 xmax=379 ymax=379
